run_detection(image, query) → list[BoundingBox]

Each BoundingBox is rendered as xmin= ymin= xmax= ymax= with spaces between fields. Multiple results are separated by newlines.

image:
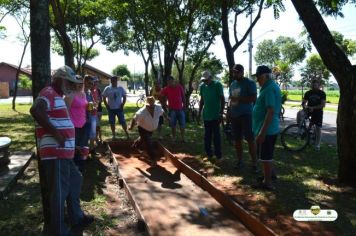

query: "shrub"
xmin=281 ymin=90 xmax=288 ymax=104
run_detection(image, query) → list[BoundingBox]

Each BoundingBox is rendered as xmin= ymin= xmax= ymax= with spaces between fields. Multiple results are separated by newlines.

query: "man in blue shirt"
xmin=229 ymin=64 xmax=257 ymax=171
xmin=252 ymin=65 xmax=281 ymax=191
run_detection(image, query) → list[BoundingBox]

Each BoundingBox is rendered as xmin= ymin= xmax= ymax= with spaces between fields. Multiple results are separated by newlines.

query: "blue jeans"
xmin=169 ymin=109 xmax=186 ymax=128
xmin=203 ymin=120 xmax=222 ymax=159
xmin=41 ymin=159 xmax=84 ymax=236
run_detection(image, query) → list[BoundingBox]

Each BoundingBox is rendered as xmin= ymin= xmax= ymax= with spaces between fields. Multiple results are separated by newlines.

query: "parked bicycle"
xmin=280 ymin=108 xmax=316 ymax=152
xmin=136 ymin=93 xmax=146 ymax=108
xmin=187 ymin=94 xmax=199 ymax=123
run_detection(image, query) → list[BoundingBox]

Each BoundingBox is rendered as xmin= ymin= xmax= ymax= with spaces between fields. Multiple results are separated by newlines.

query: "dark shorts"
xmin=258 ymin=135 xmax=278 ymax=162
xmin=108 ymin=108 xmax=126 ymax=125
xmin=310 ymin=110 xmax=323 ymax=127
xmin=159 ymin=115 xmax=163 ymax=125
xmin=231 ymin=114 xmax=254 ymax=141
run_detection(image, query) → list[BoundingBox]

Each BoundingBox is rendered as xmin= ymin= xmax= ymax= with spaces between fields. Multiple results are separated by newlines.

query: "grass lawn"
xmin=0 ymin=103 xmax=355 ymax=235
xmin=287 ymin=94 xmax=339 ymax=104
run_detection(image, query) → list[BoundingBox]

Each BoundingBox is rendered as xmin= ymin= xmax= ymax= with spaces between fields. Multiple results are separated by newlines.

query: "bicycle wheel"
xmin=281 ymin=124 xmax=309 ymax=152
xmin=136 ymin=98 xmax=145 ymax=108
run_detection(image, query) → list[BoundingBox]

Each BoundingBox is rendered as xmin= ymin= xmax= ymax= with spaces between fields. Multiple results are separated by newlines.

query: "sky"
xmin=0 ymin=1 xmax=355 ymax=76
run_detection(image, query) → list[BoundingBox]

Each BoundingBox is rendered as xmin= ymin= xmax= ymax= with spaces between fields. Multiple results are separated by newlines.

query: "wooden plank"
xmin=108 ymin=140 xmax=253 ymax=236
xmin=159 ymin=144 xmax=276 ymax=236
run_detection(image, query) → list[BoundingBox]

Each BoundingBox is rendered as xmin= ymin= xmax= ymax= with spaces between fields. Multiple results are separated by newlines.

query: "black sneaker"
xmin=235 ymin=160 xmax=244 ymax=169
xmin=257 ymin=175 xmax=277 ymax=182
xmin=74 ymin=214 xmax=94 ymax=228
xmin=253 ymin=182 xmax=275 ymax=191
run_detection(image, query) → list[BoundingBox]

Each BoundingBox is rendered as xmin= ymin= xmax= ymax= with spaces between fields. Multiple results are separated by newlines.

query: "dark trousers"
xmin=204 ymin=120 xmax=222 ymax=159
xmin=41 ymin=159 xmax=84 ymax=236
xmin=136 ymin=126 xmax=155 ymax=161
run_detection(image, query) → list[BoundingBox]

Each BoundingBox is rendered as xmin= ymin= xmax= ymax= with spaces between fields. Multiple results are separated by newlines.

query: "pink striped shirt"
xmin=35 ymin=86 xmax=75 ymax=160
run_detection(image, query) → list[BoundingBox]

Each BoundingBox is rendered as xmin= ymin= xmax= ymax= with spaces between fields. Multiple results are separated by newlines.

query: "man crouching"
xmin=129 ymin=96 xmax=169 ymax=167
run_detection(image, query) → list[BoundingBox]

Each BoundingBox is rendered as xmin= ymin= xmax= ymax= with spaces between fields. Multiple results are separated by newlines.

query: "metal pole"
xmin=248 ymin=13 xmax=253 ymax=78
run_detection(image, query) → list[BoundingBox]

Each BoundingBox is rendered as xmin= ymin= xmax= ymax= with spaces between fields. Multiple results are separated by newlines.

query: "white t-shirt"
xmin=134 ymin=105 xmax=163 ymax=132
xmin=102 ymin=85 xmax=126 ymax=109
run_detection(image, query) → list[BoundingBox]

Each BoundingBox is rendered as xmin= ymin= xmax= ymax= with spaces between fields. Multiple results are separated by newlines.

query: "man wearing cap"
xmin=129 ymin=96 xmax=169 ymax=166
xmin=30 ymin=66 xmax=94 ymax=236
xmin=229 ymin=64 xmax=258 ymax=171
xmin=160 ymin=75 xmax=186 ymax=142
xmin=252 ymin=65 xmax=281 ymax=190
xmin=198 ymin=70 xmax=225 ymax=162
xmin=102 ymin=76 xmax=129 ymax=140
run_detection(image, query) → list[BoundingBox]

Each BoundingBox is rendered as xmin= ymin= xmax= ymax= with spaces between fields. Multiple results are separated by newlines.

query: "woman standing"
xmin=64 ymin=75 xmax=89 ymax=172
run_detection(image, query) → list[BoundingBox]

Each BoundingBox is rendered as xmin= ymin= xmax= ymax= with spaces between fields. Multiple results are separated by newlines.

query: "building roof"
xmin=0 ymin=62 xmax=32 ymax=77
xmin=82 ymin=64 xmax=112 ymax=79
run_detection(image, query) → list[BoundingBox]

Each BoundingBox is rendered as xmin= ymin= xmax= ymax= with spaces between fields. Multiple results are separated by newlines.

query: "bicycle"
xmin=136 ymin=93 xmax=146 ymax=108
xmin=280 ymin=108 xmax=316 ymax=152
xmin=187 ymin=94 xmax=199 ymax=122
xmin=222 ymin=102 xmax=233 ymax=145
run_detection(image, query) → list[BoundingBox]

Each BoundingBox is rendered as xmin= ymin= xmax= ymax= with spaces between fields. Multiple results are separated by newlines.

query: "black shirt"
xmin=303 ymin=89 xmax=326 ymax=111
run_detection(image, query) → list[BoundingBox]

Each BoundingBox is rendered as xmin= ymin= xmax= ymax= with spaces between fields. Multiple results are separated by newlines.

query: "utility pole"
xmin=248 ymin=13 xmax=253 ymax=78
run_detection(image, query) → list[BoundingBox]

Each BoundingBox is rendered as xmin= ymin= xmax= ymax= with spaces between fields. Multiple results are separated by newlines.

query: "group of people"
xmin=198 ymin=64 xmax=326 ymax=191
xmin=30 ymin=62 xmax=326 ymax=234
xmin=198 ymin=64 xmax=280 ymax=191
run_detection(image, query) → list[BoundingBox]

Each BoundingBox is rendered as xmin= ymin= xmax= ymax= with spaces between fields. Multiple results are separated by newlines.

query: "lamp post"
xmin=247 ymin=13 xmax=274 ymax=77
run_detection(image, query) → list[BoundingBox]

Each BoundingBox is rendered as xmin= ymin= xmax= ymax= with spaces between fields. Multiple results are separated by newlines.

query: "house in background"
xmin=0 ymin=62 xmax=32 ymax=98
xmin=82 ymin=64 xmax=127 ymax=90
xmin=0 ymin=62 xmax=127 ymax=98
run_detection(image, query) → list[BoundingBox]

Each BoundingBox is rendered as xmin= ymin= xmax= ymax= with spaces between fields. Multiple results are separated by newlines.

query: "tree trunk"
xmin=30 ymin=0 xmax=51 ymax=227
xmin=291 ymin=0 xmax=356 ymax=186
xmin=31 ymin=0 xmax=51 ymax=98
xmin=221 ymin=0 xmax=235 ymax=84
xmin=60 ymin=30 xmax=75 ymax=68
xmin=163 ymin=49 xmax=174 ymax=85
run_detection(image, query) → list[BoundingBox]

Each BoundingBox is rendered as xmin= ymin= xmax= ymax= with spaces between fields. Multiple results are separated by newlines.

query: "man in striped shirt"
xmin=31 ymin=66 xmax=93 ymax=236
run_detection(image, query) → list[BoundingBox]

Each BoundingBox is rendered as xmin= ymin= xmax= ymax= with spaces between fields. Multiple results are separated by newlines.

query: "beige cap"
xmin=53 ymin=65 xmax=82 ymax=83
xmin=201 ymin=70 xmax=212 ymax=81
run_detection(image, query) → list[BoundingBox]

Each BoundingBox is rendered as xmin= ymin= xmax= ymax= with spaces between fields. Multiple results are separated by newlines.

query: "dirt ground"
xmin=100 ymin=142 xmax=343 ymax=235
xmin=93 ymin=147 xmax=148 ymax=236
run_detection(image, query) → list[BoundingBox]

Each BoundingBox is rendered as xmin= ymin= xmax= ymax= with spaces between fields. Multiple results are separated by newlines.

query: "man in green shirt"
xmin=252 ymin=65 xmax=281 ymax=191
xmin=198 ymin=70 xmax=225 ymax=162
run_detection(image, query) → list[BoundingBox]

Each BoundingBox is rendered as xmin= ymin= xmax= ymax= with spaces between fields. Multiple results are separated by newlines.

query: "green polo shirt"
xmin=252 ymin=79 xmax=281 ymax=136
xmin=199 ymin=80 xmax=224 ymax=121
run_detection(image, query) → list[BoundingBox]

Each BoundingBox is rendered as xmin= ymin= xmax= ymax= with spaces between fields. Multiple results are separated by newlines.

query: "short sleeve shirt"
xmin=252 ymin=79 xmax=281 ymax=136
xmin=134 ymin=105 xmax=164 ymax=132
xmin=161 ymin=85 xmax=185 ymax=110
xmin=229 ymin=78 xmax=257 ymax=117
xmin=35 ymin=86 xmax=75 ymax=160
xmin=303 ymin=89 xmax=326 ymax=112
xmin=102 ymin=85 xmax=126 ymax=109
xmin=199 ymin=80 xmax=224 ymax=121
